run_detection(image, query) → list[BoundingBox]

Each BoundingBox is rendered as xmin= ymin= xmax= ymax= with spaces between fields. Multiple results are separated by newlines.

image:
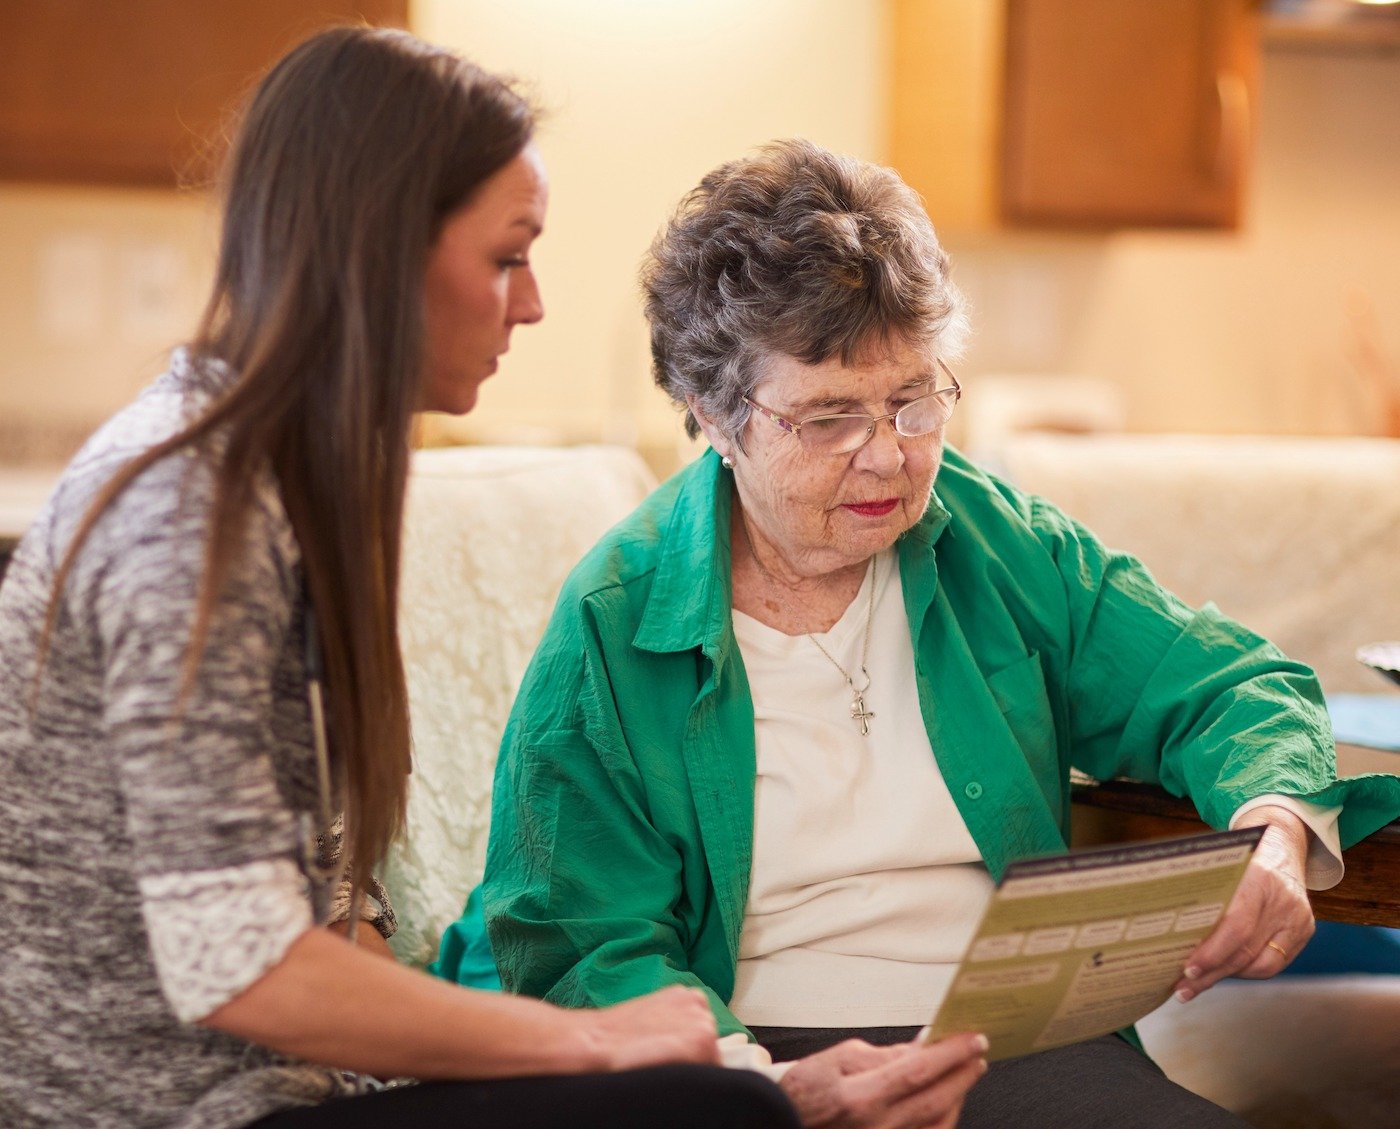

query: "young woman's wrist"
xmin=539 ymin=1003 xmax=615 ymax=1074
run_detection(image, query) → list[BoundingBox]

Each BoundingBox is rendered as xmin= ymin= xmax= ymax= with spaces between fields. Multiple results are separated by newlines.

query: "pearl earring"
xmin=721 ymin=455 xmax=735 ymax=470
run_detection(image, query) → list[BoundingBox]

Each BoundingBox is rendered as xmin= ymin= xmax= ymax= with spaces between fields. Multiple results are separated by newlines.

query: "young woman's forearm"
xmin=201 ymin=928 xmax=720 ymax=1080
xmin=200 ymin=928 xmax=610 ymax=1080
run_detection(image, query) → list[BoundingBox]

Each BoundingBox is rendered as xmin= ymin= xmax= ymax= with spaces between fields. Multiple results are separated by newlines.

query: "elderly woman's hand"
xmin=778 ymin=1034 xmax=987 ymax=1129
xmin=1172 ymin=806 xmax=1316 ymax=1002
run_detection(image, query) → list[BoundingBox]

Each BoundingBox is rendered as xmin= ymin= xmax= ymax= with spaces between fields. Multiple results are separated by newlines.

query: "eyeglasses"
xmin=742 ymin=360 xmax=962 ymax=456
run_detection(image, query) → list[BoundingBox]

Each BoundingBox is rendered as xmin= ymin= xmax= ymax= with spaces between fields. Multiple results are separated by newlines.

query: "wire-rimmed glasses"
xmin=742 ymin=360 xmax=962 ymax=456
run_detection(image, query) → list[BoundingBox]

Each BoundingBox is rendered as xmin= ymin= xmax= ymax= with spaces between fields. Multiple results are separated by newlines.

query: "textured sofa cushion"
xmin=385 ymin=444 xmax=657 ymax=966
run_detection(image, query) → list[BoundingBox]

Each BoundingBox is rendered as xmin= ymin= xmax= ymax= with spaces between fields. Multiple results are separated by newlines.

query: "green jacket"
xmin=475 ymin=447 xmax=1400 ymax=1038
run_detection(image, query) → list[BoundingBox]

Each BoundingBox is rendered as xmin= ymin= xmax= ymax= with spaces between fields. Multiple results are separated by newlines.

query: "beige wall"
xmin=0 ymin=184 xmax=217 ymax=458
xmin=412 ymin=0 xmax=886 ymax=461
xmin=0 ymin=11 xmax=1396 ymax=466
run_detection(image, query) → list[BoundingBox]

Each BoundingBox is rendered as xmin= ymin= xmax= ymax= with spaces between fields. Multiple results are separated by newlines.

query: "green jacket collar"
xmin=634 ymin=449 xmax=735 ymax=657
xmin=896 ymin=484 xmax=953 ymax=624
xmin=634 ymin=447 xmax=954 ymax=656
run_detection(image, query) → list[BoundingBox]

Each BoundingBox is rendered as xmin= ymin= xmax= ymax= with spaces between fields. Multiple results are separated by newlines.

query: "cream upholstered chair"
xmin=383 ymin=444 xmax=657 ymax=967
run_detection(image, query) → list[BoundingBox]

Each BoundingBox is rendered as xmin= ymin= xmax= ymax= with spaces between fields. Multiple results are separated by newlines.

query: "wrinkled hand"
xmin=578 ymin=985 xmax=721 ymax=1071
xmin=779 ymin=1034 xmax=988 ymax=1129
xmin=1174 ymin=806 xmax=1315 ymax=1002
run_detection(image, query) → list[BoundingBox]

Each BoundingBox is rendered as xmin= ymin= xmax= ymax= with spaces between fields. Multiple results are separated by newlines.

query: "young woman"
xmin=1 ymin=26 xmax=986 ymax=1129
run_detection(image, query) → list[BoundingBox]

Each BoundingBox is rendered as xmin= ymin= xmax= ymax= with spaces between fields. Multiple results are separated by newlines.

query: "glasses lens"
xmin=895 ymin=390 xmax=956 ymax=437
xmin=801 ymin=415 xmax=874 ymax=454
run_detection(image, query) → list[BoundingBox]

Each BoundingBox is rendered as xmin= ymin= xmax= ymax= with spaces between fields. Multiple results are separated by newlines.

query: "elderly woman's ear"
xmin=686 ymin=395 xmax=737 ymax=463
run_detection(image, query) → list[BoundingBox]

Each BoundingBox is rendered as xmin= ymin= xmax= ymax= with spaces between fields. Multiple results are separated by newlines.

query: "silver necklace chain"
xmin=807 ymin=564 xmax=878 ymax=736
xmin=735 ymin=514 xmax=878 ymax=735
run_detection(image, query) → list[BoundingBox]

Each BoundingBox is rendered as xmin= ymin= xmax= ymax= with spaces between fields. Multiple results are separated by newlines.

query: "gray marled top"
xmin=0 ymin=352 xmax=380 ymax=1128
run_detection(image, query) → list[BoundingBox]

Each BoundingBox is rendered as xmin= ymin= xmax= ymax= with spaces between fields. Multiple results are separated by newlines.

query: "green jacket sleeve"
xmin=482 ymin=598 xmax=749 ymax=1037
xmin=1026 ymin=494 xmax=1400 ymax=847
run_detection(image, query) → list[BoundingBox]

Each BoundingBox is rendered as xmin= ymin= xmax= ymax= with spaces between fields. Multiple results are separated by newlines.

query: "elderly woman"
xmin=463 ymin=140 xmax=1400 ymax=1126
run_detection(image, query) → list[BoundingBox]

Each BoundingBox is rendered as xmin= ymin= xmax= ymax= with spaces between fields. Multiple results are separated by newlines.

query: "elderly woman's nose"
xmin=856 ymin=417 xmax=906 ymax=473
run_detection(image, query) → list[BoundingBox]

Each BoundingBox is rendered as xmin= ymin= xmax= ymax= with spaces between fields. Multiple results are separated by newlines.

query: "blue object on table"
xmin=1278 ymin=922 xmax=1400 ymax=976
xmin=1326 ymin=693 xmax=1400 ymax=752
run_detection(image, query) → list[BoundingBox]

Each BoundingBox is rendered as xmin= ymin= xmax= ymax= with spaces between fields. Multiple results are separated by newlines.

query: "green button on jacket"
xmin=468 ymin=446 xmax=1400 ymax=1040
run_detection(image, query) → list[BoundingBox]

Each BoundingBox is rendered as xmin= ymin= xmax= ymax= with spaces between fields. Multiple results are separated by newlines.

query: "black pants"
xmin=749 ymin=1026 xmax=1247 ymax=1129
xmin=250 ymin=1063 xmax=799 ymax=1129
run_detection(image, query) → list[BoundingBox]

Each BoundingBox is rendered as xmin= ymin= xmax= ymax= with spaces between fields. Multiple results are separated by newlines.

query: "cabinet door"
xmin=888 ymin=0 xmax=1008 ymax=232
xmin=0 ymin=1 xmax=407 ymax=187
xmin=1001 ymin=0 xmax=1259 ymax=228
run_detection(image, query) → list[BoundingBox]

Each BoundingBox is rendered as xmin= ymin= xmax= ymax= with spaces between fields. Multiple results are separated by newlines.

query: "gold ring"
xmin=1266 ymin=941 xmax=1288 ymax=960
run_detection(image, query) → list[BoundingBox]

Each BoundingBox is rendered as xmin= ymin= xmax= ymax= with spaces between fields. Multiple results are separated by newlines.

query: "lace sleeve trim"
xmin=326 ymin=873 xmax=398 ymax=940
xmin=139 ymin=858 xmax=313 ymax=1024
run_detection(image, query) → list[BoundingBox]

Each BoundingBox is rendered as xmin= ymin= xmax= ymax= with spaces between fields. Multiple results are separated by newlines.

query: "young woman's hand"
xmin=778 ymin=1034 xmax=988 ymax=1129
xmin=326 ymin=920 xmax=395 ymax=959
xmin=575 ymin=985 xmax=722 ymax=1072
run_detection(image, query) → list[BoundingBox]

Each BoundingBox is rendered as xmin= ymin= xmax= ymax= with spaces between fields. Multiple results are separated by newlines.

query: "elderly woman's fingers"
xmin=1232 ymin=933 xmax=1302 ymax=979
xmin=781 ymin=1034 xmax=987 ymax=1129
xmin=1189 ymin=926 xmax=1301 ymax=989
xmin=830 ymin=1037 xmax=911 ymax=1073
xmin=1171 ymin=827 xmax=1315 ymax=1000
xmin=1174 ymin=896 xmax=1314 ymax=998
xmin=877 ymin=1056 xmax=985 ymax=1129
xmin=833 ymin=1045 xmax=985 ymax=1129
xmin=1232 ymin=903 xmax=1315 ymax=980
xmin=858 ymin=1033 xmax=987 ymax=1103
xmin=1182 ymin=899 xmax=1258 ymax=980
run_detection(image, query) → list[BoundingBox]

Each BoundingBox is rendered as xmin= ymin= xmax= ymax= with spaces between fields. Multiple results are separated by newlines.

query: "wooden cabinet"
xmin=0 ymin=1 xmax=408 ymax=188
xmin=1001 ymin=0 xmax=1259 ymax=227
xmin=889 ymin=0 xmax=1261 ymax=230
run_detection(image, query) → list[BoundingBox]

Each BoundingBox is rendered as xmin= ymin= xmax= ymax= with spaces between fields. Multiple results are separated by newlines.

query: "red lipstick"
xmin=843 ymin=499 xmax=899 ymax=517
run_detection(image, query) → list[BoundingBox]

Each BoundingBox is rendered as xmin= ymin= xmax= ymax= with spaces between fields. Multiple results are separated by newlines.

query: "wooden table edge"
xmin=1071 ymin=779 xmax=1400 ymax=928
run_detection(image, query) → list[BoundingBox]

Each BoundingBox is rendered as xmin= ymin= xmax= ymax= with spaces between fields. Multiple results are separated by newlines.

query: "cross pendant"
xmin=849 ymin=692 xmax=874 ymax=736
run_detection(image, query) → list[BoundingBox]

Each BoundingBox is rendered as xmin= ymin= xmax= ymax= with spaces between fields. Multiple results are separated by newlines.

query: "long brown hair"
xmin=40 ymin=26 xmax=535 ymax=893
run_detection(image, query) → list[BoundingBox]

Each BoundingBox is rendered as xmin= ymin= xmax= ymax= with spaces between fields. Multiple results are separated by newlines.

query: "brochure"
xmin=922 ymin=826 xmax=1265 ymax=1061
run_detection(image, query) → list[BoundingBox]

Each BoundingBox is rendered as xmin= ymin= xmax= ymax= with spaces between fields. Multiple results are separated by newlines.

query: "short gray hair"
xmin=642 ymin=138 xmax=968 ymax=442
